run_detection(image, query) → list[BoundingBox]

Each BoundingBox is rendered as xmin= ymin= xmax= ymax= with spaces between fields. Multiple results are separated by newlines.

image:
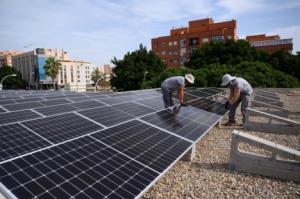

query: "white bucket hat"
xmin=185 ymin=74 xmax=195 ymax=84
xmin=221 ymin=74 xmax=236 ymax=86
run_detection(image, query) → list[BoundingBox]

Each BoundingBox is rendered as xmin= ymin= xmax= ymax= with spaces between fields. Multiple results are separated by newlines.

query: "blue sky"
xmin=1 ymin=0 xmax=300 ymax=66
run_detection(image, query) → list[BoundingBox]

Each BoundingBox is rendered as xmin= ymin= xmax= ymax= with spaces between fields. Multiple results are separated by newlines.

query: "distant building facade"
xmin=246 ymin=34 xmax=293 ymax=54
xmin=58 ymin=60 xmax=96 ymax=86
xmin=152 ymin=18 xmax=237 ymax=68
xmin=0 ymin=51 xmax=22 ymax=67
xmin=98 ymin=64 xmax=113 ymax=74
xmin=12 ymin=48 xmax=69 ymax=86
xmin=11 ymin=48 xmax=95 ymax=88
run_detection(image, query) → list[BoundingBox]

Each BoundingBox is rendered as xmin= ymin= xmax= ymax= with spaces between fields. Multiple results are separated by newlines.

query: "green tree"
xmin=44 ymin=57 xmax=62 ymax=90
xmin=0 ymin=65 xmax=26 ymax=89
xmin=111 ymin=44 xmax=166 ymax=91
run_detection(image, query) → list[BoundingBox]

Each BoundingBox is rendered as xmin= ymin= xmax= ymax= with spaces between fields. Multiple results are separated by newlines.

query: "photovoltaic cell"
xmin=0 ymin=100 xmax=15 ymax=105
xmin=99 ymin=95 xmax=138 ymax=105
xmin=67 ymin=96 xmax=92 ymax=102
xmin=71 ymin=100 xmax=106 ymax=110
xmin=22 ymin=113 xmax=103 ymax=143
xmin=137 ymin=96 xmax=166 ymax=110
xmin=15 ymin=97 xmax=43 ymax=103
xmin=140 ymin=110 xmax=212 ymax=141
xmin=187 ymin=90 xmax=212 ymax=98
xmin=3 ymin=102 xmax=45 ymax=111
xmin=0 ymin=107 xmax=5 ymax=113
xmin=78 ymin=106 xmax=134 ymax=127
xmin=0 ymin=136 xmax=159 ymax=198
xmin=40 ymin=99 xmax=71 ymax=106
xmin=113 ymin=102 xmax=156 ymax=117
xmin=200 ymin=88 xmax=221 ymax=95
xmin=34 ymin=104 xmax=79 ymax=116
xmin=0 ymin=123 xmax=51 ymax=161
xmin=92 ymin=120 xmax=192 ymax=172
xmin=0 ymin=110 xmax=41 ymax=125
xmin=188 ymin=98 xmax=227 ymax=115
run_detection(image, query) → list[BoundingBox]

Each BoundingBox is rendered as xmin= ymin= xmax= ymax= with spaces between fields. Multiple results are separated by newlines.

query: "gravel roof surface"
xmin=142 ymin=89 xmax=300 ymax=199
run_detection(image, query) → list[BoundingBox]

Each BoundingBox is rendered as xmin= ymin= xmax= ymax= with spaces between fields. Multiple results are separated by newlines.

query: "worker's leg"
xmin=241 ymin=93 xmax=250 ymax=123
xmin=228 ymin=97 xmax=242 ymax=122
xmin=162 ymin=87 xmax=172 ymax=108
xmin=169 ymin=92 xmax=174 ymax=106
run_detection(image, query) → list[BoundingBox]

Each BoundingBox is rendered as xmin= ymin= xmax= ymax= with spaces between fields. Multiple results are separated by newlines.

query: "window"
xmin=71 ymin=65 xmax=74 ymax=83
xmin=180 ymin=57 xmax=187 ymax=65
xmin=173 ymin=41 xmax=177 ymax=46
xmin=60 ymin=69 xmax=63 ymax=84
xmin=212 ymin=35 xmax=224 ymax=41
xmin=168 ymin=50 xmax=178 ymax=55
xmin=180 ymin=39 xmax=186 ymax=47
xmin=189 ymin=48 xmax=197 ymax=54
xmin=78 ymin=80 xmax=80 ymax=83
xmin=180 ymin=48 xmax=186 ymax=56
xmin=168 ymin=41 xmax=173 ymax=46
xmin=202 ymin=37 xmax=209 ymax=43
xmin=63 ymin=65 xmax=67 ymax=81
xmin=161 ymin=51 xmax=166 ymax=55
xmin=161 ymin=42 xmax=167 ymax=47
xmin=189 ymin=38 xmax=199 ymax=46
xmin=227 ymin=35 xmax=232 ymax=40
xmin=169 ymin=59 xmax=177 ymax=63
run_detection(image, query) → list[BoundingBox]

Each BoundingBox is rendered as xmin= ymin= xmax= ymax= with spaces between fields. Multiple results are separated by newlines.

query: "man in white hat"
xmin=221 ymin=74 xmax=252 ymax=126
xmin=161 ymin=74 xmax=195 ymax=109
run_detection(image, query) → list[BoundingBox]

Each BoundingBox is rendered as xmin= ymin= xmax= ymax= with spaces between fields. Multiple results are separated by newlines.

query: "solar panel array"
xmin=0 ymin=87 xmax=226 ymax=199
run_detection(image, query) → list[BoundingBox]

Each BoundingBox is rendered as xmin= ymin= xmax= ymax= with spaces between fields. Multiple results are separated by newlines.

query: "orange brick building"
xmin=151 ymin=18 xmax=237 ymax=68
xmin=246 ymin=34 xmax=293 ymax=54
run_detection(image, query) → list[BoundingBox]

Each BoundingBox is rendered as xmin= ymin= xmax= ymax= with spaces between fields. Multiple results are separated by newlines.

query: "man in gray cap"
xmin=221 ymin=74 xmax=252 ymax=126
xmin=161 ymin=74 xmax=195 ymax=109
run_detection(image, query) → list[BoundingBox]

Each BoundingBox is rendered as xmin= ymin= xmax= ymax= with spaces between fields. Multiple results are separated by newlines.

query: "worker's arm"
xmin=229 ymin=87 xmax=241 ymax=104
xmin=177 ymin=86 xmax=184 ymax=103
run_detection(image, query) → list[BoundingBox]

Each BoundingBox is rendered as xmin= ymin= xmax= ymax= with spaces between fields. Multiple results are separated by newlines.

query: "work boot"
xmin=224 ymin=120 xmax=237 ymax=126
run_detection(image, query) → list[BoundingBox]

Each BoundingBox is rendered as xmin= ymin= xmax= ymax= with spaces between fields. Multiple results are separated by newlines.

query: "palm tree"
xmin=44 ymin=57 xmax=62 ymax=90
xmin=91 ymin=68 xmax=103 ymax=90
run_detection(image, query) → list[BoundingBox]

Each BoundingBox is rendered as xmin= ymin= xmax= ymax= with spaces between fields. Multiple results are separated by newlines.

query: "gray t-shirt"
xmin=161 ymin=76 xmax=185 ymax=93
xmin=230 ymin=77 xmax=253 ymax=95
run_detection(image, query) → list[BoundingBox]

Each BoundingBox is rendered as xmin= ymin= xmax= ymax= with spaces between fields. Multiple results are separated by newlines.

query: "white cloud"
xmin=216 ymin=0 xmax=300 ymax=15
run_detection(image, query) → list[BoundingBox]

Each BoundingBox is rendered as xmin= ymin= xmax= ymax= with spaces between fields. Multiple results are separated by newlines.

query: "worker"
xmin=161 ymin=74 xmax=195 ymax=109
xmin=221 ymin=74 xmax=253 ymax=126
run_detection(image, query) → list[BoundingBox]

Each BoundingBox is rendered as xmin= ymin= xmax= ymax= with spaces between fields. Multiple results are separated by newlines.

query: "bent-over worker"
xmin=221 ymin=74 xmax=253 ymax=126
xmin=161 ymin=74 xmax=195 ymax=108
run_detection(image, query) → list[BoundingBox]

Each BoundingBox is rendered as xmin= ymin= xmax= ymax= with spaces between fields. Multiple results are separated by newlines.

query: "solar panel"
xmin=43 ymin=95 xmax=69 ymax=100
xmin=3 ymin=102 xmax=45 ymax=111
xmin=67 ymin=96 xmax=92 ymax=102
xmin=0 ymin=123 xmax=51 ymax=161
xmin=91 ymin=120 xmax=192 ymax=172
xmin=182 ymin=93 xmax=200 ymax=102
xmin=15 ymin=97 xmax=44 ymax=103
xmin=112 ymin=102 xmax=156 ymax=117
xmin=78 ymin=106 xmax=135 ymax=127
xmin=137 ymin=96 xmax=166 ymax=110
xmin=99 ymin=95 xmax=138 ymax=105
xmin=140 ymin=110 xmax=213 ymax=141
xmin=40 ymin=99 xmax=71 ymax=106
xmin=34 ymin=104 xmax=79 ymax=116
xmin=187 ymin=90 xmax=212 ymax=98
xmin=0 ymin=107 xmax=5 ymax=113
xmin=0 ymin=100 xmax=15 ymax=105
xmin=200 ymin=88 xmax=221 ymax=95
xmin=22 ymin=113 xmax=103 ymax=143
xmin=71 ymin=100 xmax=106 ymax=109
xmin=188 ymin=98 xmax=227 ymax=115
xmin=0 ymin=136 xmax=159 ymax=198
xmin=0 ymin=110 xmax=41 ymax=125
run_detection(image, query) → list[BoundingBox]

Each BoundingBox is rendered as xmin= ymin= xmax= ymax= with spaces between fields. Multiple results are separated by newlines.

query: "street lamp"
xmin=0 ymin=74 xmax=17 ymax=91
xmin=143 ymin=71 xmax=148 ymax=85
xmin=95 ymin=74 xmax=111 ymax=92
